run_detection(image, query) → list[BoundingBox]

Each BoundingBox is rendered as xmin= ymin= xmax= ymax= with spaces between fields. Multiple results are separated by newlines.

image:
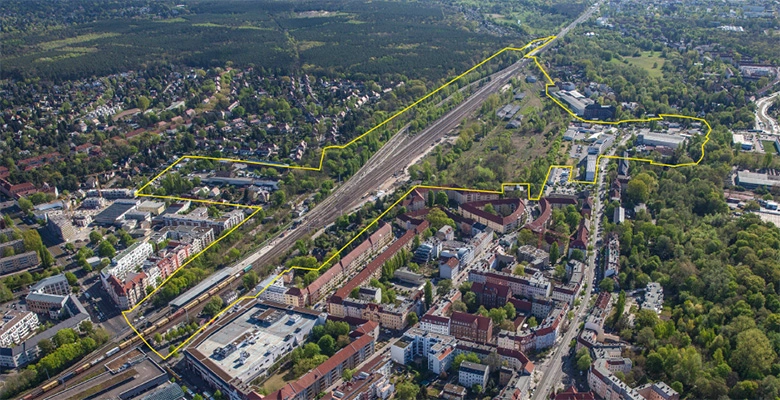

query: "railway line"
xmin=128 ymin=37 xmax=553 ymax=346
xmin=27 ymin=36 xmax=560 ymax=397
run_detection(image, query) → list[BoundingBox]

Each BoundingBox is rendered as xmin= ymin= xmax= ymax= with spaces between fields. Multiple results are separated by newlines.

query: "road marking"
xmin=124 ymin=35 xmax=711 ymax=359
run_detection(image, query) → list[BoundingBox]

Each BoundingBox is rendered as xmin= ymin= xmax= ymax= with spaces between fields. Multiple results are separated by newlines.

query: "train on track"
xmin=21 ymin=259 xmax=249 ymax=399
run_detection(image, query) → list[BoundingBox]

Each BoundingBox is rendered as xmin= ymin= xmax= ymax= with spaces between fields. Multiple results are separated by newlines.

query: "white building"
xmin=259 ymin=282 xmax=287 ymax=304
xmin=106 ymin=241 xmax=154 ymax=280
xmin=459 ymin=361 xmax=489 ymax=390
xmin=0 ymin=312 xmax=39 ymax=348
xmin=30 ymin=274 xmax=70 ymax=296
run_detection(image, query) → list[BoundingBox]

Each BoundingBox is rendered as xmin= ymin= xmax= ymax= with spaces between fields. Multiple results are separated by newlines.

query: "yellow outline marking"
xmin=122 ymin=35 xmax=711 ymax=359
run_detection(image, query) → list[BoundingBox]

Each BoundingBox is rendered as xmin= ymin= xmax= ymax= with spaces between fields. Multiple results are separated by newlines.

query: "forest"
xmin=593 ymin=116 xmax=780 ymax=398
xmin=1 ymin=0 xmax=512 ymax=82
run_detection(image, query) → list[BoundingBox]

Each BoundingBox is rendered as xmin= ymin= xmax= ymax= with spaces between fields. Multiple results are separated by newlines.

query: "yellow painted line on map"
xmin=125 ymin=35 xmax=712 ymax=359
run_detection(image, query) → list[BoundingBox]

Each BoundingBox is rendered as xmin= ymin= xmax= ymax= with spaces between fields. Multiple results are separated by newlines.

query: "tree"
xmin=317 ymin=335 xmax=336 ymax=356
xmin=18 ymin=197 xmax=33 ymax=213
xmin=599 ymin=278 xmax=615 ymax=292
xmin=202 ymin=297 xmax=224 ymax=318
xmin=527 ymin=316 xmax=538 ymax=328
xmin=484 ymin=203 xmax=496 ymax=215
xmin=350 ymin=287 xmax=360 ymax=299
xmin=503 ymin=303 xmax=516 ymax=320
xmin=489 ymin=308 xmax=506 ymax=325
xmin=731 ymin=328 xmax=776 ymax=379
xmin=549 ymin=242 xmax=560 ymax=264
xmin=451 ymin=352 xmax=480 ymax=372
xmin=98 ymin=240 xmax=116 ymax=258
xmin=626 ymin=179 xmax=649 ymax=204
xmin=424 ymin=280 xmax=433 ymax=309
xmin=154 ymin=333 xmax=163 ymax=343
xmin=437 ymin=279 xmax=452 ymax=295
xmin=612 ymin=291 xmax=626 ymax=326
xmin=342 ymin=368 xmax=355 ymax=382
xmin=243 ymin=271 xmax=259 ymax=291
xmin=407 ymin=312 xmax=419 ymax=326
xmin=137 ymin=96 xmax=151 ymax=111
xmin=396 ymin=382 xmax=419 ymax=400
xmin=577 ymin=352 xmax=592 ymax=371
xmin=569 ymin=249 xmax=584 ymax=262
xmin=427 ymin=208 xmax=454 ymax=231
xmin=272 ymin=190 xmax=286 ymax=207
xmin=37 ymin=338 xmax=55 ymax=356
xmin=435 ymin=191 xmax=449 ymax=207
xmin=453 ymin=300 xmax=468 ymax=312
xmin=65 ymin=272 xmax=78 ymax=286
xmin=517 ymin=229 xmax=536 ymax=246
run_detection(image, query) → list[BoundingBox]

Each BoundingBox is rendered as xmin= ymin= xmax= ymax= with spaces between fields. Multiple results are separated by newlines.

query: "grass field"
xmin=762 ymin=140 xmax=778 ymax=154
xmin=262 ymin=370 xmax=291 ymax=394
xmin=620 ymin=51 xmax=664 ymax=78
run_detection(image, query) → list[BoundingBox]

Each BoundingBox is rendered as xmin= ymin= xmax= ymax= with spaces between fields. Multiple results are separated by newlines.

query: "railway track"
xmin=144 ymin=44 xmax=541 ymax=341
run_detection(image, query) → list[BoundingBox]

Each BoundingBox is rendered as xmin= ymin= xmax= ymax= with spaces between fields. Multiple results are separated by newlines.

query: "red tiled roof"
xmin=450 ymin=311 xmax=492 ymax=332
xmin=460 ymin=198 xmax=525 ymax=227
xmin=266 ymin=334 xmax=375 ymax=399
xmin=331 ymin=221 xmax=429 ymax=302
xmin=570 ymin=219 xmax=589 ymax=249
xmin=108 ymin=275 xmax=125 ymax=296
xmin=305 ymin=264 xmax=344 ymax=298
xmin=552 ymin=386 xmax=595 ymax=400
xmin=472 ymin=281 xmax=511 ymax=298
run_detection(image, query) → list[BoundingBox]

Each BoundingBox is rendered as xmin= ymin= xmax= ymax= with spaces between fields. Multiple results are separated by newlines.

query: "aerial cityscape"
xmin=0 ymin=0 xmax=779 ymax=399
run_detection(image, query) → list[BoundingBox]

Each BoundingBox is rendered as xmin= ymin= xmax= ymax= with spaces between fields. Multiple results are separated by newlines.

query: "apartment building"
xmin=0 ymin=311 xmax=39 ymax=348
xmin=459 ymin=362 xmax=489 ymax=390
xmin=450 ymin=312 xmax=493 ymax=344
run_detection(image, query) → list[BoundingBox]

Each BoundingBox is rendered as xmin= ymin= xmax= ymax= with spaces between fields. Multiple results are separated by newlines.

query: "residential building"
xmin=469 ymin=270 xmax=551 ymax=300
xmin=265 ymin=323 xmax=377 ymax=400
xmin=103 ymin=241 xmax=153 ymax=285
xmin=0 ymin=311 xmax=39 ymax=348
xmin=439 ymin=257 xmax=459 ymax=279
xmin=0 ymin=251 xmax=40 ymax=274
xmin=159 ymin=207 xmax=244 ymax=234
xmin=260 ymin=282 xmax=288 ymax=304
xmin=635 ymin=382 xmax=680 ymax=400
xmin=0 ymin=307 xmax=89 ymax=368
xmin=420 ymin=313 xmax=451 ymax=336
xmin=46 ymin=215 xmax=77 ymax=243
xmin=472 ymin=281 xmax=511 ymax=309
xmin=459 ymin=361 xmax=489 ymax=390
xmin=446 ymin=190 xmax=500 ymax=205
xmin=516 ymin=245 xmax=549 ymax=269
xmin=605 ymin=234 xmax=619 ymax=278
xmin=30 ymin=274 xmax=70 ymax=296
xmin=553 ymin=386 xmax=595 ymax=400
xmin=450 ymin=312 xmax=493 ymax=344
xmin=459 ymin=199 xmax=525 ymax=234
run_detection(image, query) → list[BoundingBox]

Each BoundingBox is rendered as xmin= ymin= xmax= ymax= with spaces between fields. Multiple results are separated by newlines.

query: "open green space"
xmin=621 ymin=51 xmax=665 ymax=78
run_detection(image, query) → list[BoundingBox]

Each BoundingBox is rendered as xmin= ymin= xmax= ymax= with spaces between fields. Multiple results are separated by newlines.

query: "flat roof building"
xmin=736 ymin=170 xmax=780 ymax=189
xmin=636 ymin=131 xmax=686 ymax=149
xmin=185 ymin=300 xmax=325 ymax=398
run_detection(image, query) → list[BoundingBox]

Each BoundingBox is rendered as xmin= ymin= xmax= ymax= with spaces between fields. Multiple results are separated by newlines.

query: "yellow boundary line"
xmin=124 ymin=35 xmax=711 ymax=359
